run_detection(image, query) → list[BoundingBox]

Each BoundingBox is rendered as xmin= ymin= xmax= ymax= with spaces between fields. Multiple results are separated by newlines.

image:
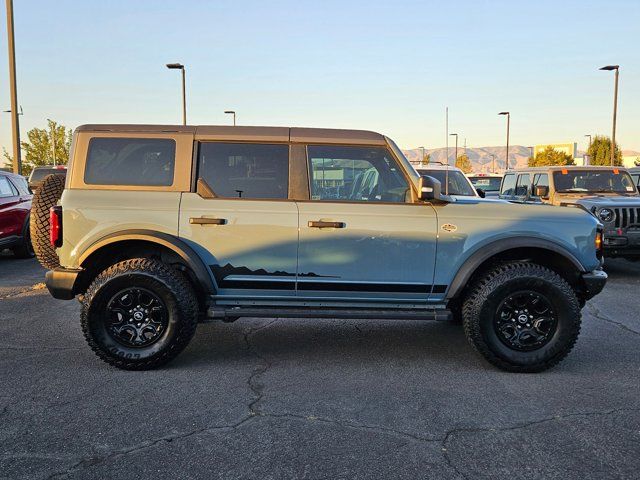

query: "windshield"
xmin=417 ymin=169 xmax=476 ymax=196
xmin=29 ymin=168 xmax=66 ymax=182
xmin=552 ymin=170 xmax=637 ymax=194
xmin=468 ymin=176 xmax=502 ymax=192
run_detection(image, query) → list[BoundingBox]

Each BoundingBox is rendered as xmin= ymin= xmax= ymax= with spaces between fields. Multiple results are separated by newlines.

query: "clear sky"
xmin=0 ymin=0 xmax=638 ymax=154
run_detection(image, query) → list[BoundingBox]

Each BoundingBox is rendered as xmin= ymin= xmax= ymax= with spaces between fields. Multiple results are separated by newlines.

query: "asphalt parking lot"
xmin=1 ymin=254 xmax=639 ymax=480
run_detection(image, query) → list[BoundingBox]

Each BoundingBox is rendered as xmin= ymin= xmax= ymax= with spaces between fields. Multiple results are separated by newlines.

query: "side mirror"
xmin=418 ymin=175 xmax=442 ymax=201
xmin=534 ymin=185 xmax=549 ymax=198
xmin=476 ymin=188 xmax=486 ymax=198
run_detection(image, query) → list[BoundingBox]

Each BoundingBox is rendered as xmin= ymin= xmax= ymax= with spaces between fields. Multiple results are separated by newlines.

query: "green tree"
xmin=528 ymin=146 xmax=574 ymax=167
xmin=587 ymin=135 xmax=622 ymax=166
xmin=421 ymin=152 xmax=430 ymax=165
xmin=455 ymin=153 xmax=472 ymax=173
xmin=2 ymin=119 xmax=72 ymax=175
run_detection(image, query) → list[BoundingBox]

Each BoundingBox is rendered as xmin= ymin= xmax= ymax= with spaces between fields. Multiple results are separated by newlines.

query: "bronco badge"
xmin=441 ymin=223 xmax=458 ymax=233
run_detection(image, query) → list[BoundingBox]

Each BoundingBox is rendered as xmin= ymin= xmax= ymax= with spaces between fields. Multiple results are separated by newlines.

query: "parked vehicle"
xmin=28 ymin=165 xmax=67 ymax=192
xmin=629 ymin=167 xmax=640 ymax=189
xmin=415 ymin=164 xmax=485 ymax=198
xmin=34 ymin=124 xmax=606 ymax=372
xmin=468 ymin=174 xmax=503 ymax=198
xmin=0 ymin=170 xmax=34 ymax=258
xmin=499 ymin=166 xmax=640 ymax=260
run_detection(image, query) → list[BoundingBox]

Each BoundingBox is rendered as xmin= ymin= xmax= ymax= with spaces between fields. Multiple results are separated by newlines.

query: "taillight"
xmin=50 ymin=206 xmax=63 ymax=248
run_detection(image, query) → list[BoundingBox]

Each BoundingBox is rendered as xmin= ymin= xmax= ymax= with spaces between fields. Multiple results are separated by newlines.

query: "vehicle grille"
xmin=613 ymin=207 xmax=640 ymax=229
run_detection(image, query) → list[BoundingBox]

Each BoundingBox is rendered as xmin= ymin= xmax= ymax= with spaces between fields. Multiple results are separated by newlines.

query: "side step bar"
xmin=206 ymin=307 xmax=452 ymax=322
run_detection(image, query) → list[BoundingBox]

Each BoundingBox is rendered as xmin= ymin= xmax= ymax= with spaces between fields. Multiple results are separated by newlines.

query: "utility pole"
xmin=5 ymin=0 xmax=21 ymax=174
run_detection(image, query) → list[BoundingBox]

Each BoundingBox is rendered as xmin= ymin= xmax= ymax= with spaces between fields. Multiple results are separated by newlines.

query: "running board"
xmin=206 ymin=307 xmax=452 ymax=322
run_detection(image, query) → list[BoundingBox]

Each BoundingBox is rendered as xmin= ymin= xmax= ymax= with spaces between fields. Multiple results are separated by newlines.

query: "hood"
xmin=559 ymin=195 xmax=640 ymax=209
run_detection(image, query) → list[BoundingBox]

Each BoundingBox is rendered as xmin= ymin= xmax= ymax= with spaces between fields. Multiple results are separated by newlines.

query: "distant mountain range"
xmin=402 ymin=147 xmax=640 ymax=173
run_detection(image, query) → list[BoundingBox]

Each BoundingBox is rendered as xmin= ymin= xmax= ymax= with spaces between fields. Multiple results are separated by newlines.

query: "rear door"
xmin=179 ymin=140 xmax=299 ymax=303
xmin=0 ymin=176 xmax=21 ymax=239
xmin=295 ymin=144 xmax=438 ymax=304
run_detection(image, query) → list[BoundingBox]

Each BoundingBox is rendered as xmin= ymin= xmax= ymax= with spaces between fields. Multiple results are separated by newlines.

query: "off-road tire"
xmin=462 ymin=262 xmax=581 ymax=373
xmin=30 ymin=174 xmax=65 ymax=269
xmin=12 ymin=219 xmax=35 ymax=258
xmin=81 ymin=258 xmax=199 ymax=370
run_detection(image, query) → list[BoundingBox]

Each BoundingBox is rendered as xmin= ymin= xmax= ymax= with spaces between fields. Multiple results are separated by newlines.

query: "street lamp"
xmin=449 ymin=133 xmax=458 ymax=164
xmin=599 ymin=65 xmax=619 ymax=166
xmin=419 ymin=146 xmax=425 ymax=165
xmin=585 ymin=134 xmax=592 ymax=165
xmin=499 ymin=112 xmax=510 ymax=170
xmin=489 ymin=154 xmax=496 ymax=174
xmin=166 ymin=63 xmax=186 ymax=125
xmin=224 ymin=110 xmax=236 ymax=126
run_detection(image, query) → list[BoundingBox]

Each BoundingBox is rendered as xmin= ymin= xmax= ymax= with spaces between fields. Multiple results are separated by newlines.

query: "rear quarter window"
xmin=84 ymin=138 xmax=176 ymax=186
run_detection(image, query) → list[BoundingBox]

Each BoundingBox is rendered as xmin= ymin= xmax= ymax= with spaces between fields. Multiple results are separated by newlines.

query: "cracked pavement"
xmin=1 ymin=254 xmax=639 ymax=479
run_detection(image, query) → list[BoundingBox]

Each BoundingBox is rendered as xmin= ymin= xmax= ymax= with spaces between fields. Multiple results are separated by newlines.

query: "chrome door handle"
xmin=190 ymin=217 xmax=227 ymax=225
xmin=308 ymin=220 xmax=346 ymax=229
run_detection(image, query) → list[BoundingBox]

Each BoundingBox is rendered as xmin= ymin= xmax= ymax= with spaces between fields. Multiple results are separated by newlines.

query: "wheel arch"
xmin=446 ymin=237 xmax=586 ymax=301
xmin=76 ymin=230 xmax=216 ymax=297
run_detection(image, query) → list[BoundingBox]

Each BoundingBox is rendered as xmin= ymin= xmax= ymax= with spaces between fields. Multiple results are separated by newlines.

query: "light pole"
xmin=5 ymin=0 xmax=21 ymax=174
xmin=166 ymin=63 xmax=186 ymax=125
xmin=224 ymin=110 xmax=236 ymax=126
xmin=499 ymin=112 xmax=510 ymax=170
xmin=450 ymin=133 xmax=458 ymax=165
xmin=599 ymin=65 xmax=619 ymax=166
xmin=585 ymin=134 xmax=592 ymax=165
xmin=489 ymin=154 xmax=496 ymax=173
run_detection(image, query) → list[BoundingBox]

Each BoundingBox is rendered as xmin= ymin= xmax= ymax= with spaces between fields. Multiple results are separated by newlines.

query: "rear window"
xmin=84 ymin=138 xmax=176 ymax=186
xmin=0 ymin=176 xmax=16 ymax=197
xmin=198 ymin=143 xmax=289 ymax=199
xmin=469 ymin=176 xmax=502 ymax=191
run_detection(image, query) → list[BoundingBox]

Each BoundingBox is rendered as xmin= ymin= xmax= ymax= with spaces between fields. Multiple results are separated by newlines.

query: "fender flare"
xmin=446 ymin=237 xmax=585 ymax=300
xmin=78 ymin=230 xmax=216 ymax=294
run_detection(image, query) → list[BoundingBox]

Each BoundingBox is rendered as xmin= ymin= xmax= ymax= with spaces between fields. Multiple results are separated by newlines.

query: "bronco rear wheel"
xmin=30 ymin=174 xmax=65 ymax=269
xmin=462 ymin=262 xmax=581 ymax=373
xmin=81 ymin=258 xmax=198 ymax=370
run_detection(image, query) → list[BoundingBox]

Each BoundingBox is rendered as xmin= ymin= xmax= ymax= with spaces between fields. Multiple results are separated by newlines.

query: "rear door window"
xmin=197 ymin=143 xmax=289 ymax=199
xmin=84 ymin=138 xmax=176 ymax=186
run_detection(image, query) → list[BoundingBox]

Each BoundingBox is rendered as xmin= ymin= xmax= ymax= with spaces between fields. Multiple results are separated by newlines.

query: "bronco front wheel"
xmin=462 ymin=262 xmax=581 ymax=373
xmin=81 ymin=258 xmax=198 ymax=370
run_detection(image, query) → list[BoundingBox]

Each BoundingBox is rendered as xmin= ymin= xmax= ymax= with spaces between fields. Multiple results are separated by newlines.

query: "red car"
xmin=0 ymin=170 xmax=34 ymax=258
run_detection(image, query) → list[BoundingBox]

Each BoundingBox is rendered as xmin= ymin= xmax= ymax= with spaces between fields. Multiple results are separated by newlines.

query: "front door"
xmin=296 ymin=144 xmax=438 ymax=305
xmin=179 ymin=142 xmax=299 ymax=303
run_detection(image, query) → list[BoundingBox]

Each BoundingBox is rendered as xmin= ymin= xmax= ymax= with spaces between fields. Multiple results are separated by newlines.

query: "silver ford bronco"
xmin=32 ymin=124 xmax=607 ymax=372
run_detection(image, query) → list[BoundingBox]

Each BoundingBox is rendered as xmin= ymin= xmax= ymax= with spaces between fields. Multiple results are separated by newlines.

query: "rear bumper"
xmin=580 ymin=269 xmax=607 ymax=300
xmin=45 ymin=267 xmax=82 ymax=300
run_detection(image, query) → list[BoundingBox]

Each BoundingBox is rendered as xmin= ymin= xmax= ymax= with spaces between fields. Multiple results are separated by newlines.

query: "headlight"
xmin=598 ymin=208 xmax=615 ymax=223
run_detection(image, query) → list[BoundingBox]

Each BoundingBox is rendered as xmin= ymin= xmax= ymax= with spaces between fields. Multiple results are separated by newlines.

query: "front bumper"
xmin=580 ymin=269 xmax=607 ymax=300
xmin=45 ymin=267 xmax=82 ymax=300
xmin=603 ymin=230 xmax=640 ymax=258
